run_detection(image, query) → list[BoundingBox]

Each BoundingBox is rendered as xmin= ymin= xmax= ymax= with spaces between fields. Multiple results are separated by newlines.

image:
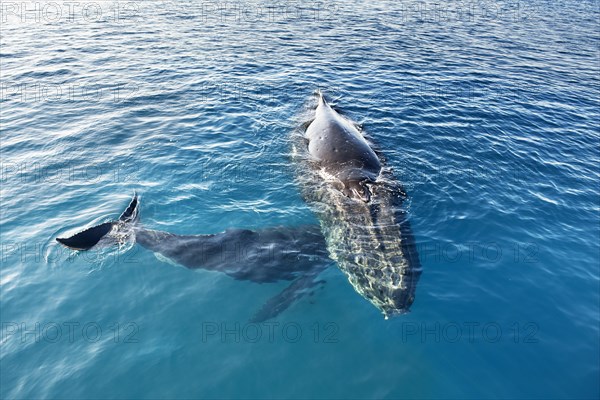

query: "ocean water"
xmin=1 ymin=1 xmax=599 ymax=398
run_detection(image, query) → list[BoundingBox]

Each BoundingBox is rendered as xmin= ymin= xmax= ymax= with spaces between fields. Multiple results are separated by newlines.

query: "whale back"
xmin=135 ymin=225 xmax=330 ymax=282
xmin=305 ymin=96 xmax=381 ymax=201
xmin=294 ymin=95 xmax=421 ymax=317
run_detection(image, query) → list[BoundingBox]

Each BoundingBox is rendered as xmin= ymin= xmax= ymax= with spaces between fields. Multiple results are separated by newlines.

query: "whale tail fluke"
xmin=56 ymin=193 xmax=140 ymax=251
xmin=56 ymin=222 xmax=115 ymax=250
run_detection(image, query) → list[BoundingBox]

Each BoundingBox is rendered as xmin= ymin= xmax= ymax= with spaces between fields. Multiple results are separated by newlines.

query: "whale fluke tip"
xmin=56 ymin=222 xmax=115 ymax=250
xmin=119 ymin=193 xmax=139 ymax=222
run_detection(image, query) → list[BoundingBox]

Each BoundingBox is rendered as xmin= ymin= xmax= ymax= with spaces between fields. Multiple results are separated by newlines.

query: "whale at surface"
xmin=293 ymin=92 xmax=421 ymax=318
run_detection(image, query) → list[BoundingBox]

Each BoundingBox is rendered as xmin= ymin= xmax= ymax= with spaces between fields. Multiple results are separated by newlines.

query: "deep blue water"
xmin=1 ymin=1 xmax=599 ymax=399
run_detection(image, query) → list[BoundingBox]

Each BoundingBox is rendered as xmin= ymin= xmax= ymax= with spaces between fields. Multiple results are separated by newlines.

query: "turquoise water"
xmin=1 ymin=1 xmax=599 ymax=398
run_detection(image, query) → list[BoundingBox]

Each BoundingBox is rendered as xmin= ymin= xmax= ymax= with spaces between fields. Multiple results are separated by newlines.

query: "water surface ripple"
xmin=1 ymin=1 xmax=599 ymax=398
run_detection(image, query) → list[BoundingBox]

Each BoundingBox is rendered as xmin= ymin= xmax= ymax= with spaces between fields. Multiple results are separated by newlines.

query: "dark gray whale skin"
xmin=135 ymin=225 xmax=329 ymax=282
xmin=305 ymin=94 xmax=382 ymax=202
xmin=56 ymin=196 xmax=332 ymax=322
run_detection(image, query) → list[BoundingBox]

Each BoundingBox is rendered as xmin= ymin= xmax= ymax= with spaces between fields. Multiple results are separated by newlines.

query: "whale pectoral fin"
xmin=249 ymin=268 xmax=328 ymax=323
xmin=56 ymin=222 xmax=115 ymax=250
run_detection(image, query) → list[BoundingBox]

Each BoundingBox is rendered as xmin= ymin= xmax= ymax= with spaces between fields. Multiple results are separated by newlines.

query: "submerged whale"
xmin=57 ymin=195 xmax=332 ymax=322
xmin=292 ymin=93 xmax=421 ymax=318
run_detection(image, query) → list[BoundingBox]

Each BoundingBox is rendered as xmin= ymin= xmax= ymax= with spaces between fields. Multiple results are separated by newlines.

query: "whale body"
xmin=56 ymin=195 xmax=332 ymax=322
xmin=293 ymin=93 xmax=421 ymax=317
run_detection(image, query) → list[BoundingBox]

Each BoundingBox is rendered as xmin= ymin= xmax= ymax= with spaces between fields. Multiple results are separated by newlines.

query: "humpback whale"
xmin=56 ymin=91 xmax=421 ymax=320
xmin=292 ymin=92 xmax=421 ymax=318
xmin=56 ymin=195 xmax=332 ymax=322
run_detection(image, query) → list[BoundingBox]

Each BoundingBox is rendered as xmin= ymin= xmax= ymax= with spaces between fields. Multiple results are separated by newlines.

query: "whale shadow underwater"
xmin=57 ymin=92 xmax=421 ymax=321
